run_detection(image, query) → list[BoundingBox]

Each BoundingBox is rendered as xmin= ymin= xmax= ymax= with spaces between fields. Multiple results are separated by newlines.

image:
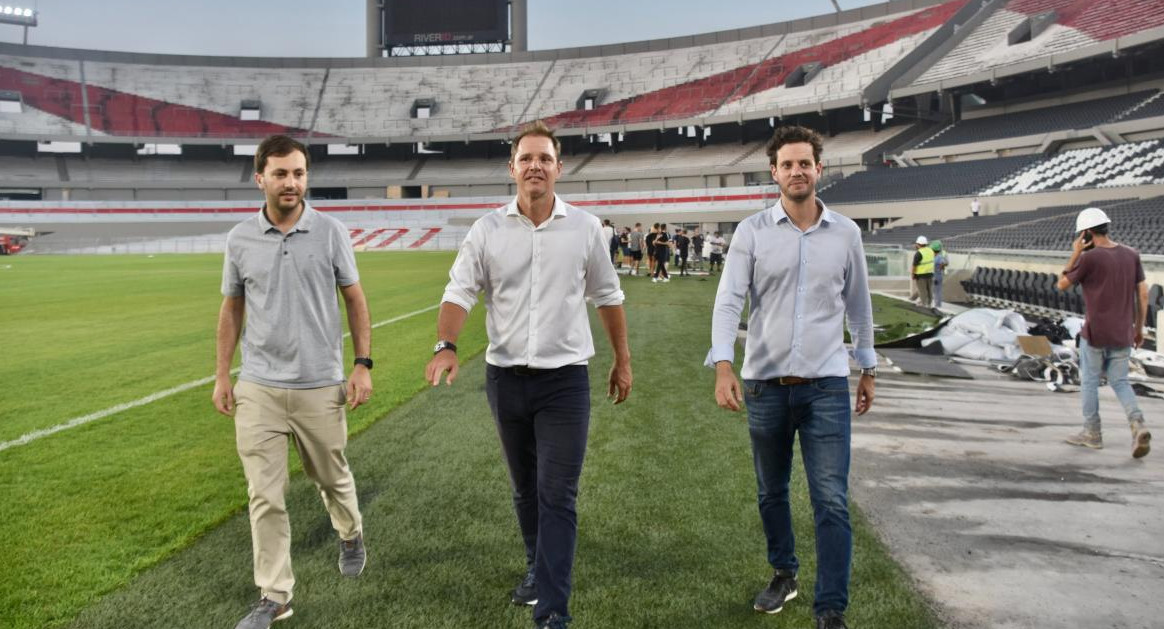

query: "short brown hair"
xmin=255 ymin=135 xmax=310 ymax=173
xmin=766 ymin=125 xmax=824 ymax=166
xmin=510 ymin=120 xmax=561 ymax=161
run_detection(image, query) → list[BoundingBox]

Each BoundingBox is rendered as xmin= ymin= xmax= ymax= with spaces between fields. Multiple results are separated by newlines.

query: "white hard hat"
xmin=1075 ymin=207 xmax=1110 ymax=233
xmin=915 ymin=235 xmax=928 ymax=245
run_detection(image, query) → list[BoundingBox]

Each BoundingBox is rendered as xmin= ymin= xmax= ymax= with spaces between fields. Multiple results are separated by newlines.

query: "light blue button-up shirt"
xmin=705 ymin=198 xmax=876 ymax=380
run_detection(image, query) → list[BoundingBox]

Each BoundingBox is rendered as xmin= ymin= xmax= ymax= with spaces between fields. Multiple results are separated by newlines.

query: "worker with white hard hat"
xmin=1057 ymin=207 xmax=1152 ymax=458
xmin=912 ymin=235 xmax=935 ymax=309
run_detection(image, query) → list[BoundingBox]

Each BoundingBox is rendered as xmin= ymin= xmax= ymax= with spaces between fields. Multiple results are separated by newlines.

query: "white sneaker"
xmin=652 ymin=277 xmax=659 ymax=283
xmin=662 ymin=278 xmax=671 ymax=283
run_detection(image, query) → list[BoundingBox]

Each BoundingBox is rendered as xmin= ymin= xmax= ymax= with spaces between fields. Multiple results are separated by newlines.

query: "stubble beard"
xmin=782 ymin=184 xmax=814 ymax=203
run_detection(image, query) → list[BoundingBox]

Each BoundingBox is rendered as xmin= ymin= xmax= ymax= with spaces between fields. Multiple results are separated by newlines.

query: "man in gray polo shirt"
xmin=212 ymin=135 xmax=374 ymax=629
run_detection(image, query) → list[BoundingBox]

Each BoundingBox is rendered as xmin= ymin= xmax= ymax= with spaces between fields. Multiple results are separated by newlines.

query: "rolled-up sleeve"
xmin=843 ymin=231 xmax=877 ymax=369
xmin=441 ymin=223 xmax=485 ymax=312
xmin=705 ymin=224 xmax=753 ymax=367
xmin=584 ymin=221 xmax=625 ymax=307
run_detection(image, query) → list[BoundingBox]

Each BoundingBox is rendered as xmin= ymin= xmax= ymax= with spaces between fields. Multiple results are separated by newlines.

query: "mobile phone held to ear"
xmin=1082 ymin=230 xmax=1094 ymax=250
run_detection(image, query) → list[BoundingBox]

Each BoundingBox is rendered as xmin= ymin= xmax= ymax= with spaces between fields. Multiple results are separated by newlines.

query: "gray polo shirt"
xmin=221 ymin=203 xmax=359 ymax=388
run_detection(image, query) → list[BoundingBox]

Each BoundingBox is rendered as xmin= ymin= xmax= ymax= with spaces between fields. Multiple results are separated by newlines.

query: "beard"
xmin=270 ymin=192 xmax=302 ymax=214
xmin=781 ymin=182 xmax=813 ymax=203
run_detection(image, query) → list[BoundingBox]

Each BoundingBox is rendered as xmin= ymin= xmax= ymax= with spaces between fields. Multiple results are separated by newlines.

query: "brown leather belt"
xmin=773 ymin=376 xmax=815 ymax=386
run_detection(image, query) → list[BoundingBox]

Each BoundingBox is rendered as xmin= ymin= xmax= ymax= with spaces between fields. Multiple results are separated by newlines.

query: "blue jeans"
xmin=933 ymin=279 xmax=943 ymax=307
xmin=743 ymin=376 xmax=852 ymax=615
xmin=485 ymin=364 xmax=590 ymax=622
xmin=1079 ymin=338 xmax=1143 ymax=433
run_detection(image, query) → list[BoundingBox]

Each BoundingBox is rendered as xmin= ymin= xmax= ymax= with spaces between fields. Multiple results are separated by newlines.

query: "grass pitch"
xmin=0 ymin=255 xmax=938 ymax=629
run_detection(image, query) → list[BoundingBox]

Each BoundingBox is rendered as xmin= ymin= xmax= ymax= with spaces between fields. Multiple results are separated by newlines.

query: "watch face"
xmin=433 ymin=342 xmax=444 ymax=354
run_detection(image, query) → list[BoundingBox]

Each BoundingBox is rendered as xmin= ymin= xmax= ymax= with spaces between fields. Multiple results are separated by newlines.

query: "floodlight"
xmin=0 ymin=5 xmax=37 ymax=29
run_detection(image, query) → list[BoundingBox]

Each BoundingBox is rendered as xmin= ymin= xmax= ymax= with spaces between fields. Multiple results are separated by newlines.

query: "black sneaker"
xmin=534 ymin=612 xmax=572 ymax=629
xmin=816 ymin=610 xmax=849 ymax=629
xmin=753 ymin=570 xmax=798 ymax=614
xmin=511 ymin=567 xmax=537 ymax=606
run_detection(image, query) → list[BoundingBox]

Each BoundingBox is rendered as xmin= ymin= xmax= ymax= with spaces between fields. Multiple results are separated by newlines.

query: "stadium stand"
xmin=981 ymin=139 xmax=1164 ymax=195
xmin=944 ymin=195 xmax=1164 ymax=253
xmin=1122 ymin=91 xmax=1164 ymax=122
xmin=917 ymin=90 xmax=1159 ymax=148
xmin=961 ymin=266 xmax=1086 ymax=316
xmin=862 ymin=201 xmax=1095 ymax=247
xmin=819 ymin=154 xmax=1040 ymax=203
xmin=0 ymin=1 xmax=965 ymax=140
xmin=910 ymin=0 xmax=1164 ymax=88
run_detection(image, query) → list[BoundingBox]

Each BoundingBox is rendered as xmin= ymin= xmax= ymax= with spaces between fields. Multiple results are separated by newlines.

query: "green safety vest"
xmin=914 ymin=246 xmax=934 ymax=275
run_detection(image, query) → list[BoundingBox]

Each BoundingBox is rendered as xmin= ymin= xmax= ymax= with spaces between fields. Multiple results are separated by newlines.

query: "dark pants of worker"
xmin=485 ymin=364 xmax=590 ymax=622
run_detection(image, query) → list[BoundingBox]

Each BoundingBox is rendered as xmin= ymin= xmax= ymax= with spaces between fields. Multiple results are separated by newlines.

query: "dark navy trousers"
xmin=485 ymin=363 xmax=590 ymax=622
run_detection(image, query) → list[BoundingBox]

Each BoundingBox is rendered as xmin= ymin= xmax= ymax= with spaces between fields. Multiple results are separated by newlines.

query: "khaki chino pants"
xmin=233 ymin=380 xmax=363 ymax=604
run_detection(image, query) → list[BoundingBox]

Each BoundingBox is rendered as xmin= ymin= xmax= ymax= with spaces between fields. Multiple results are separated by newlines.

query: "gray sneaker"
xmin=1131 ymin=420 xmax=1151 ymax=459
xmin=753 ymin=570 xmax=798 ymax=614
xmin=1066 ymin=429 xmax=1103 ymax=449
xmin=234 ymin=598 xmax=292 ymax=629
xmin=338 ymin=534 xmax=366 ymax=577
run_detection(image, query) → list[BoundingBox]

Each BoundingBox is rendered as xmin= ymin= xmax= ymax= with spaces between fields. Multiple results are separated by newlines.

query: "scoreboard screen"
xmin=384 ymin=0 xmax=509 ymax=47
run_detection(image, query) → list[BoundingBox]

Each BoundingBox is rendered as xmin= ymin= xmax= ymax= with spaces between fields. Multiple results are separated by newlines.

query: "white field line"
xmin=0 ymin=304 xmax=439 ymax=453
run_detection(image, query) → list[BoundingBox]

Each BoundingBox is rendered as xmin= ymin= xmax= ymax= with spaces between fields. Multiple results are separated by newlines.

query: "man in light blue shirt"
xmin=707 ymin=125 xmax=875 ymax=629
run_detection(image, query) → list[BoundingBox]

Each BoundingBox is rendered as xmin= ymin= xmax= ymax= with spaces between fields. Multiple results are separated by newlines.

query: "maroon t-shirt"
xmin=1065 ymin=244 xmax=1145 ymax=348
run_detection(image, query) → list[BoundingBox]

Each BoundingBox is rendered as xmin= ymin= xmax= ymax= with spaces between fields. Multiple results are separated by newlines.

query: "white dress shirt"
xmin=705 ymin=198 xmax=876 ymax=380
xmin=442 ymin=195 xmax=625 ymax=369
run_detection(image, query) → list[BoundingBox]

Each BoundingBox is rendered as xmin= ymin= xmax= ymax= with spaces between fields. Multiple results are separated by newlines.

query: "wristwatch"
xmin=860 ymin=367 xmax=877 ymax=378
xmin=433 ymin=340 xmax=457 ymax=355
xmin=354 ymin=357 xmax=373 ymax=370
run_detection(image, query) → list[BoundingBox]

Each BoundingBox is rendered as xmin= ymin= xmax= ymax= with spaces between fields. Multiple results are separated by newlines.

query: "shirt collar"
xmin=771 ymin=197 xmax=834 ymax=229
xmin=258 ymin=201 xmax=316 ymax=234
xmin=505 ymin=194 xmax=569 ymax=220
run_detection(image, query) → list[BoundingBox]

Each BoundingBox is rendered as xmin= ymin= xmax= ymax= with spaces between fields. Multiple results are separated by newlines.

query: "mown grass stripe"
xmin=0 ymin=304 xmax=439 ymax=453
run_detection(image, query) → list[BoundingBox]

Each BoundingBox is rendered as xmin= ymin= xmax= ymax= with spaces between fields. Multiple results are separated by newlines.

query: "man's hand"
xmin=1135 ymin=328 xmax=1145 ymax=349
xmin=608 ymin=359 xmax=632 ymax=404
xmin=855 ymin=374 xmax=875 ymax=416
xmin=714 ymin=361 xmax=744 ymax=412
xmin=425 ymin=350 xmax=458 ymax=386
xmin=346 ymin=364 xmax=373 ymax=410
xmin=1071 ymin=233 xmax=1088 ymax=255
xmin=212 ymin=376 xmax=235 ymax=417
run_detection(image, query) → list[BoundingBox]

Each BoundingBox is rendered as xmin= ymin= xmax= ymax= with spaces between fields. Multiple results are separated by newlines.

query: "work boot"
xmin=1066 ymin=429 xmax=1103 ymax=449
xmin=753 ymin=570 xmax=798 ymax=614
xmin=1131 ymin=420 xmax=1152 ymax=459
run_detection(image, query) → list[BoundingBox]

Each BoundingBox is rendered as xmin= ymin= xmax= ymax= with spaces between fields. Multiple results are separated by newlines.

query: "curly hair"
xmin=765 ymin=125 xmax=824 ymax=165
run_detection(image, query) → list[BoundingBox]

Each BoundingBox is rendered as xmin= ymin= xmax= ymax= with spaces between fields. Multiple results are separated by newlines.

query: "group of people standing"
xmin=602 ymin=220 xmax=727 ymax=281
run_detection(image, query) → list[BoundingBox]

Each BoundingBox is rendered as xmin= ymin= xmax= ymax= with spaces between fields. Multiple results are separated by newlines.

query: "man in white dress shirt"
xmin=424 ymin=121 xmax=632 ymax=629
